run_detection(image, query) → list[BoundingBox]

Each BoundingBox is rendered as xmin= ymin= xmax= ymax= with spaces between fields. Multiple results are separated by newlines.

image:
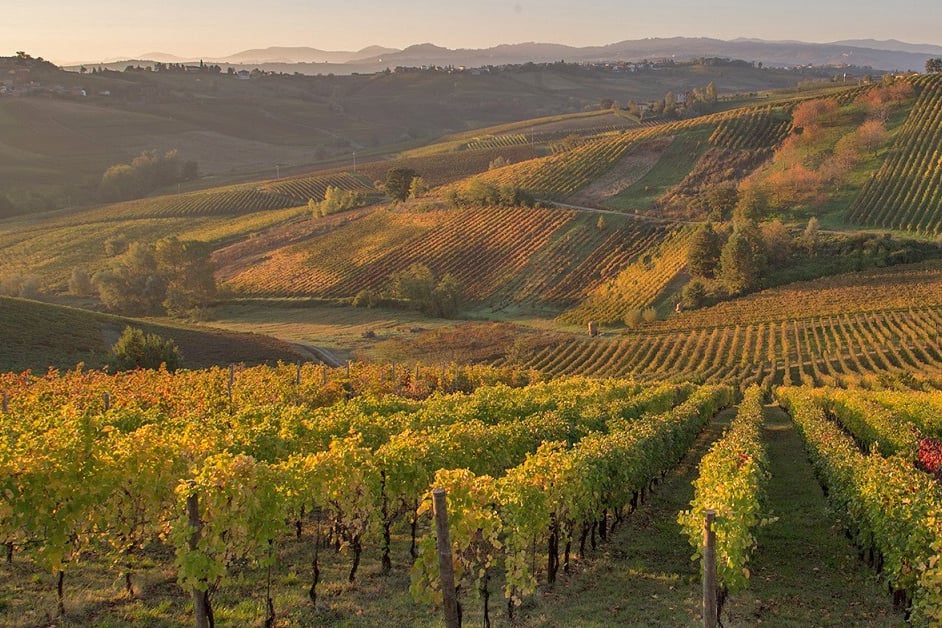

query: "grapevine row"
xmin=679 ymin=385 xmax=769 ymax=601
xmin=516 ymin=305 xmax=942 ymax=387
xmin=847 ymin=74 xmax=942 ymax=235
xmin=777 ymin=388 xmax=942 ymax=623
xmin=0 ymin=371 xmax=701 ymax=622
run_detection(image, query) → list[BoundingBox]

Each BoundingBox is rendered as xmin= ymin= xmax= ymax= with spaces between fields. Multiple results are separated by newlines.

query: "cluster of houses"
xmin=0 ymin=67 xmax=112 ymax=98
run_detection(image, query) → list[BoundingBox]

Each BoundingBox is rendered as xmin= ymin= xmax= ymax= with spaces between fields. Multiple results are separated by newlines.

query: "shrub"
xmin=110 ymin=326 xmax=180 ymax=371
xmin=624 ymin=309 xmax=643 ymax=327
xmin=68 ymin=268 xmax=95 ymax=297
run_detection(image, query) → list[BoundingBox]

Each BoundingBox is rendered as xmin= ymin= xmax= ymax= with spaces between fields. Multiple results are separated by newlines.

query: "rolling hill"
xmin=0 ymin=296 xmax=308 ymax=372
xmin=0 ymin=53 xmax=854 ymax=212
xmin=2 ymin=71 xmax=942 ymax=384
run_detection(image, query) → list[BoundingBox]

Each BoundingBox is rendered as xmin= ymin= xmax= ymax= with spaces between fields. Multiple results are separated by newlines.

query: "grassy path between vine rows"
xmin=513 ymin=408 xmax=737 ymax=626
xmin=723 ymin=405 xmax=902 ymax=626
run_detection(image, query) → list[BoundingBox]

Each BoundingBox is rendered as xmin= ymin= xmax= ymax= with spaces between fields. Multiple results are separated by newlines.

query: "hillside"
xmin=6 ymin=41 xmax=942 ymax=628
xmin=0 ymin=296 xmax=307 ymax=372
xmin=2 ymin=72 xmax=942 ymax=389
xmin=0 ymin=53 xmax=850 ymax=212
xmin=365 ymin=260 xmax=942 ymax=389
xmin=80 ymin=37 xmax=941 ymax=74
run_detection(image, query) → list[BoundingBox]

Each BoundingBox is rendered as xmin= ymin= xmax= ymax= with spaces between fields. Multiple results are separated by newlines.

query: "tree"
xmin=705 ymin=184 xmax=738 ymax=221
xmin=488 ymin=156 xmax=509 ymax=170
xmin=408 ymin=176 xmax=429 ymax=199
xmin=384 ymin=168 xmax=418 ymax=202
xmin=94 ymin=242 xmax=164 ymax=315
xmin=926 ymin=58 xmax=942 ymax=73
xmin=154 ymin=238 xmax=216 ymax=317
xmin=791 ymin=98 xmax=838 ymax=132
xmin=431 ymin=273 xmax=462 ymax=317
xmin=704 ymin=81 xmax=718 ymax=103
xmin=110 ymin=327 xmax=180 ymax=371
xmin=687 ymin=223 xmax=723 ymax=278
xmin=732 ymin=188 xmax=766 ymax=228
xmin=719 ymin=228 xmax=766 ymax=294
xmin=386 ymin=264 xmax=463 ymax=317
xmin=311 ymin=186 xmax=365 ymax=217
xmin=388 ymin=263 xmax=435 ymax=307
xmin=857 ymin=119 xmax=889 ymax=154
xmin=181 ymin=160 xmax=199 ymax=181
xmin=681 ymin=280 xmax=707 ymax=309
xmin=800 ymin=216 xmax=820 ymax=256
xmin=68 ymin=268 xmax=94 ymax=297
xmin=93 ymin=239 xmax=215 ymax=317
xmin=760 ymin=219 xmax=792 ymax=267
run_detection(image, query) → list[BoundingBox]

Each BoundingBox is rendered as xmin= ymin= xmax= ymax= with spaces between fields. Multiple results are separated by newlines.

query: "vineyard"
xmin=501 ymin=258 xmax=942 ymax=386
xmin=778 ymin=387 xmax=942 ymax=623
xmin=559 ymin=227 xmax=692 ymax=324
xmin=3 ymin=362 xmax=940 ymax=625
xmin=221 ymin=205 xmax=675 ymax=306
xmin=847 ymin=73 xmax=942 ymax=235
xmin=707 ymin=105 xmax=792 ymax=152
xmin=475 ymin=103 xmax=802 ymax=205
xmin=261 ymin=173 xmax=376 ymax=205
xmin=0 ymin=364 xmax=731 ymax=625
xmin=515 ymin=304 xmax=942 ymax=388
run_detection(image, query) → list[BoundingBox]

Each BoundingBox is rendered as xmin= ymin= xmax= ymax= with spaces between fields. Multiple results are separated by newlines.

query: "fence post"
xmin=702 ymin=510 xmax=718 ymax=628
xmin=432 ymin=489 xmax=460 ymax=628
xmin=187 ymin=493 xmax=211 ymax=628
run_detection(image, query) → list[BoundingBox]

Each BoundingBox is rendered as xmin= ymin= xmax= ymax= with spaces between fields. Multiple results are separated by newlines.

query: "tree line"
xmin=99 ymin=150 xmax=198 ymax=202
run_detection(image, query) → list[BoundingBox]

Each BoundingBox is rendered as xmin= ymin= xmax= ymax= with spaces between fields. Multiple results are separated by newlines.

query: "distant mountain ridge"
xmin=75 ymin=36 xmax=942 ymax=74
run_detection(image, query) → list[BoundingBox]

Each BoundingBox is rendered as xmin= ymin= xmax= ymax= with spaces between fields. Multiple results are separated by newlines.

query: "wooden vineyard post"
xmin=322 ymin=364 xmax=328 ymax=386
xmin=702 ymin=510 xmax=718 ymax=628
xmin=1 ymin=391 xmax=7 ymax=415
xmin=432 ymin=489 xmax=460 ymax=628
xmin=441 ymin=362 xmax=447 ymax=391
xmin=187 ymin=493 xmax=212 ymax=628
xmin=227 ymin=364 xmax=235 ymax=404
xmin=296 ymin=361 xmax=302 ymax=386
xmin=103 ymin=392 xmax=111 ymax=412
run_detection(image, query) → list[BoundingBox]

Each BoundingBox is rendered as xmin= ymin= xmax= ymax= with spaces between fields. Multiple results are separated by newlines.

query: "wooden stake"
xmin=322 ymin=365 xmax=328 ymax=385
xmin=103 ymin=392 xmax=111 ymax=412
xmin=432 ymin=489 xmax=460 ymax=628
xmin=1 ymin=391 xmax=7 ymax=415
xmin=296 ymin=361 xmax=302 ymax=386
xmin=187 ymin=493 xmax=212 ymax=628
xmin=227 ymin=364 xmax=235 ymax=404
xmin=702 ymin=510 xmax=718 ymax=628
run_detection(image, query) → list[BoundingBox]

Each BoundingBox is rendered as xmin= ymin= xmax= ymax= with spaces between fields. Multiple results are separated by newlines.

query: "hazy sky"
xmin=7 ymin=0 xmax=942 ymax=64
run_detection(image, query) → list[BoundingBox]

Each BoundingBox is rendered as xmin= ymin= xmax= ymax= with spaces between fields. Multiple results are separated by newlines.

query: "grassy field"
xmin=603 ymin=128 xmax=714 ymax=212
xmin=0 ymin=297 xmax=306 ymax=372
